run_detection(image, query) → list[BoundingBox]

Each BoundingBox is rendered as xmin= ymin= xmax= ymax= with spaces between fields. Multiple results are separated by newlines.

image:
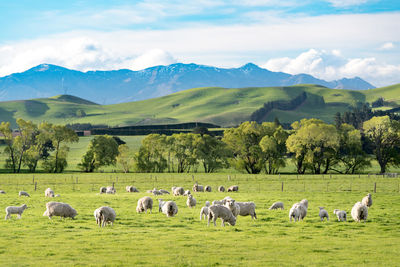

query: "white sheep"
xmin=45 ymin=188 xmax=55 ymax=197
xmin=205 ymin=185 xmax=212 ymax=192
xmin=94 ymin=206 xmax=116 ymax=227
xmin=289 ymin=205 xmax=300 ymax=222
xmin=126 ymin=186 xmax=139 ymax=193
xmin=159 ymin=189 xmax=170 ymax=194
xmin=318 ymin=207 xmax=329 ymax=221
xmin=362 ymin=193 xmax=372 ymax=208
xmin=186 ymin=194 xmax=197 ymax=208
xmin=269 ymin=201 xmax=284 ymax=210
xmin=0 ymin=190 xmax=5 ymax=194
xmin=218 ymin=186 xmax=225 ymax=192
xmin=200 ymin=201 xmax=211 ymax=220
xmin=43 ymin=202 xmax=77 ymax=219
xmin=333 ymin=209 xmax=347 ymax=222
xmin=136 ymin=196 xmax=153 ymax=213
xmin=227 ymin=185 xmax=239 ymax=192
xmin=5 ymin=204 xmax=28 ymax=220
xmin=183 ymin=190 xmax=191 ymax=196
xmin=289 ymin=199 xmax=308 ymax=222
xmin=208 ymin=205 xmax=236 ymax=227
xmin=160 ymin=200 xmax=178 ymax=217
xmin=106 ymin=186 xmax=116 ymax=194
xmin=192 ymin=183 xmax=204 ymax=192
xmin=237 ymin=202 xmax=257 ymax=219
xmin=152 ymin=189 xmax=162 ymax=196
xmin=55 ymin=194 xmax=61 ymax=197
xmin=351 ymin=202 xmax=368 ymax=222
xmin=224 ymin=199 xmax=240 ymax=217
xmin=99 ymin=187 xmax=107 ymax=194
xmin=19 ymin=191 xmax=30 ymax=197
xmin=173 ymin=187 xmax=185 ymax=196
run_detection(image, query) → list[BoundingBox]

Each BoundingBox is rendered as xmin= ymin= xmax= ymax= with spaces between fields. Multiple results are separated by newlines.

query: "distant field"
xmin=0 ymin=173 xmax=399 ymax=266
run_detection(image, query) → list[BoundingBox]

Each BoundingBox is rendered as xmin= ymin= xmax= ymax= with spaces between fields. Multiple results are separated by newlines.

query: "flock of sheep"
xmin=2 ymin=183 xmax=373 ymax=227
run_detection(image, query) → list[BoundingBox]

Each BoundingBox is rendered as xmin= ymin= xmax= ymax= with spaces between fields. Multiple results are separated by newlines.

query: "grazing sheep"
xmin=5 ymin=204 xmax=28 ymax=220
xmin=224 ymin=199 xmax=240 ymax=217
xmin=205 ymin=185 xmax=212 ymax=192
xmin=45 ymin=188 xmax=55 ymax=198
xmin=160 ymin=200 xmax=178 ymax=217
xmin=126 ymin=186 xmax=139 ymax=193
xmin=289 ymin=206 xmax=301 ymax=222
xmin=136 ymin=196 xmax=153 ymax=214
xmin=289 ymin=199 xmax=308 ymax=222
xmin=333 ymin=209 xmax=347 ymax=222
xmin=173 ymin=187 xmax=185 ymax=196
xmin=208 ymin=205 xmax=236 ymax=227
xmin=19 ymin=191 xmax=30 ymax=197
xmin=159 ymin=189 xmax=170 ymax=195
xmin=218 ymin=186 xmax=225 ymax=192
xmin=192 ymin=183 xmax=204 ymax=192
xmin=236 ymin=202 xmax=257 ymax=219
xmin=94 ymin=206 xmax=116 ymax=227
xmin=183 ymin=190 xmax=191 ymax=196
xmin=152 ymin=189 xmax=162 ymax=196
xmin=0 ymin=190 xmax=5 ymax=194
xmin=186 ymin=194 xmax=197 ymax=208
xmin=106 ymin=186 xmax=116 ymax=194
xmin=200 ymin=201 xmax=211 ymax=220
xmin=269 ymin=201 xmax=284 ymax=210
xmin=227 ymin=185 xmax=239 ymax=192
xmin=43 ymin=202 xmax=77 ymax=219
xmin=318 ymin=207 xmax=329 ymax=221
xmin=362 ymin=193 xmax=372 ymax=208
xmin=351 ymin=202 xmax=368 ymax=222
xmin=99 ymin=187 xmax=107 ymax=194
xmin=55 ymin=194 xmax=60 ymax=197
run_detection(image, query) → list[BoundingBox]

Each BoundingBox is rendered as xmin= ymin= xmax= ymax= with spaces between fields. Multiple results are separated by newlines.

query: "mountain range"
xmin=0 ymin=63 xmax=375 ymax=104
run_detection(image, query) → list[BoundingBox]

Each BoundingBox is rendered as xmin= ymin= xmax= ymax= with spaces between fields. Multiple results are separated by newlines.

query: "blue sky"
xmin=0 ymin=0 xmax=399 ymax=86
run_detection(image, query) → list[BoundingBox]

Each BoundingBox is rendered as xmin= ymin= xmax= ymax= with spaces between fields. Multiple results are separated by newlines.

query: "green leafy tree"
xmin=363 ymin=116 xmax=400 ymax=173
xmin=79 ymin=135 xmax=119 ymax=172
xmin=169 ymin=133 xmax=197 ymax=173
xmin=0 ymin=122 xmax=17 ymax=173
xmin=134 ymin=134 xmax=168 ymax=173
xmin=116 ymin=144 xmax=133 ymax=173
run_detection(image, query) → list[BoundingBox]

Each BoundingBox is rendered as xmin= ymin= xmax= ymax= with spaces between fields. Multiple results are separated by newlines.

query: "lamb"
xmin=173 ymin=187 xmax=185 ymax=196
xmin=186 ymin=194 xmax=196 ymax=208
xmin=269 ymin=201 xmax=284 ymax=210
xmin=160 ymin=200 xmax=178 ymax=217
xmin=94 ymin=206 xmax=116 ymax=227
xmin=19 ymin=191 xmax=30 ymax=197
xmin=362 ymin=193 xmax=372 ymax=208
xmin=318 ymin=207 xmax=329 ymax=221
xmin=136 ymin=196 xmax=153 ymax=214
xmin=289 ymin=199 xmax=308 ymax=222
xmin=224 ymin=199 xmax=240 ymax=217
xmin=218 ymin=186 xmax=225 ymax=192
xmin=227 ymin=185 xmax=239 ymax=192
xmin=208 ymin=205 xmax=236 ymax=227
xmin=183 ymin=190 xmax=191 ymax=196
xmin=99 ymin=187 xmax=107 ymax=194
xmin=200 ymin=201 xmax=211 ymax=220
xmin=45 ymin=188 xmax=55 ymax=197
xmin=236 ymin=202 xmax=257 ymax=219
xmin=106 ymin=186 xmax=116 ymax=194
xmin=5 ymin=204 xmax=28 ymax=220
xmin=192 ymin=183 xmax=204 ymax=192
xmin=289 ymin=205 xmax=300 ymax=222
xmin=43 ymin=202 xmax=77 ymax=219
xmin=205 ymin=185 xmax=212 ymax=192
xmin=159 ymin=189 xmax=170 ymax=195
xmin=0 ymin=190 xmax=5 ymax=194
xmin=126 ymin=186 xmax=139 ymax=193
xmin=333 ymin=209 xmax=347 ymax=222
xmin=351 ymin=202 xmax=368 ymax=222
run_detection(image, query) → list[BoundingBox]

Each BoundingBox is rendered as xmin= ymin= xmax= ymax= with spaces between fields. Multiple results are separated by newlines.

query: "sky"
xmin=0 ymin=0 xmax=399 ymax=87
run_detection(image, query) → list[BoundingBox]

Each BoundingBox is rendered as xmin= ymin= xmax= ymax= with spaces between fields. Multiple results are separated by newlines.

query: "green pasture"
xmin=0 ymin=173 xmax=399 ymax=266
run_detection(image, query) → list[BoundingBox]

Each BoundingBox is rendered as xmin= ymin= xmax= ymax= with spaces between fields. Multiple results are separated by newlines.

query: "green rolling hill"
xmin=0 ymin=84 xmax=398 ymax=128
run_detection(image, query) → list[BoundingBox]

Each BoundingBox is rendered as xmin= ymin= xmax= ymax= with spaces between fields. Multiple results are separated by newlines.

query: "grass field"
xmin=0 ymin=173 xmax=399 ymax=266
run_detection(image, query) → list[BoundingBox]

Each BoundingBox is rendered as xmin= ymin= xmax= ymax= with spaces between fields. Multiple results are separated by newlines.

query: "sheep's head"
xmin=318 ymin=207 xmax=324 ymax=210
xmin=22 ymin=204 xmax=28 ymax=209
xmin=205 ymin=201 xmax=210 ymax=207
xmin=229 ymin=216 xmax=236 ymax=226
xmin=333 ymin=209 xmax=339 ymax=214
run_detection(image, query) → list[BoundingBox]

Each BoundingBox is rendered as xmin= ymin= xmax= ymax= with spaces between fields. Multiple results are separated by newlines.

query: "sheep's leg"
xmin=213 ymin=217 xmax=217 ymax=226
xmin=17 ymin=214 xmax=21 ymax=219
xmin=221 ymin=219 xmax=225 ymax=227
xmin=5 ymin=214 xmax=9 ymax=220
xmin=254 ymin=212 xmax=257 ymax=219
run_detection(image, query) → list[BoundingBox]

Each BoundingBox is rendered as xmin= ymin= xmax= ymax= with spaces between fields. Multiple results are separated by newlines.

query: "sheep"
xmin=236 ymin=202 xmax=257 ymax=219
xmin=212 ymin=200 xmax=224 ymax=205
xmin=269 ymin=201 xmax=284 ymax=210
xmin=160 ymin=200 xmax=178 ymax=217
xmin=183 ymin=190 xmax=191 ymax=196
xmin=55 ymin=194 xmax=61 ymax=197
xmin=318 ymin=207 xmax=329 ymax=221
xmin=99 ymin=187 xmax=107 ymax=194
xmin=333 ymin=209 xmax=347 ymax=222
xmin=208 ymin=205 xmax=236 ymax=227
xmin=94 ymin=206 xmax=116 ymax=227
xmin=205 ymin=185 xmax=212 ymax=192
xmin=45 ymin=188 xmax=55 ymax=198
xmin=173 ymin=187 xmax=185 ymax=196
xmin=218 ymin=186 xmax=225 ymax=192
xmin=126 ymin=186 xmax=139 ymax=193
xmin=136 ymin=196 xmax=153 ymax=214
xmin=200 ymin=201 xmax=211 ymax=220
xmin=152 ymin=189 xmax=162 ymax=196
xmin=19 ymin=191 xmax=30 ymax=197
xmin=227 ymin=185 xmax=239 ymax=192
xmin=0 ymin=190 xmax=5 ymax=194
xmin=43 ymin=202 xmax=77 ymax=219
xmin=224 ymin=199 xmax=240 ymax=217
xmin=192 ymin=183 xmax=204 ymax=192
xmin=186 ymin=194 xmax=197 ymax=208
xmin=5 ymin=204 xmax=28 ymax=220
xmin=289 ymin=199 xmax=308 ymax=222
xmin=289 ymin=205 xmax=301 ymax=222
xmin=351 ymin=202 xmax=368 ymax=222
xmin=362 ymin=193 xmax=372 ymax=208
xmin=159 ymin=189 xmax=170 ymax=195
xmin=106 ymin=186 xmax=116 ymax=194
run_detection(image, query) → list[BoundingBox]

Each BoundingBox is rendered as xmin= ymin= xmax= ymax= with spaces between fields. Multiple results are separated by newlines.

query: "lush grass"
xmin=0 ymin=173 xmax=399 ymax=266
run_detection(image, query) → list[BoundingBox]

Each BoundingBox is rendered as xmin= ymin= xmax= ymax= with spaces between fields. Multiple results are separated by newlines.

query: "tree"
xmin=0 ymin=122 xmax=17 ymax=173
xmin=134 ymin=134 xmax=168 ymax=173
xmin=116 ymin=144 xmax=133 ymax=173
xmin=169 ymin=133 xmax=197 ymax=173
xmin=79 ymin=135 xmax=119 ymax=172
xmin=363 ymin=116 xmax=400 ymax=173
xmin=76 ymin=109 xmax=86 ymax=118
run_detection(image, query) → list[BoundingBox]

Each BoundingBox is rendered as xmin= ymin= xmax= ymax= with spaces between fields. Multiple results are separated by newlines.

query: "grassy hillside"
xmin=0 ymin=84 xmax=398 ymax=127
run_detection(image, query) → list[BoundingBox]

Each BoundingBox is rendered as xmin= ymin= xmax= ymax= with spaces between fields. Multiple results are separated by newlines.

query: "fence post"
xmin=34 ymin=182 xmax=37 ymax=191
xmin=374 ymin=182 xmax=377 ymax=193
xmin=192 ymin=175 xmax=194 ymax=182
xmin=112 ymin=182 xmax=115 ymax=189
xmin=281 ymin=182 xmax=284 ymax=192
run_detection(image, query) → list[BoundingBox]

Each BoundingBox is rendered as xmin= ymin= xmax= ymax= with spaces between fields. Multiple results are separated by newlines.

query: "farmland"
xmin=0 ymin=173 xmax=399 ymax=266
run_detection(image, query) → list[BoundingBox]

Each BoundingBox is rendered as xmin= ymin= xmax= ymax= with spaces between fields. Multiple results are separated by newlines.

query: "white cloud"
xmin=262 ymin=49 xmax=400 ymax=87
xmin=379 ymin=42 xmax=395 ymax=50
xmin=130 ymin=49 xmax=176 ymax=70
xmin=326 ymin=0 xmax=369 ymax=8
